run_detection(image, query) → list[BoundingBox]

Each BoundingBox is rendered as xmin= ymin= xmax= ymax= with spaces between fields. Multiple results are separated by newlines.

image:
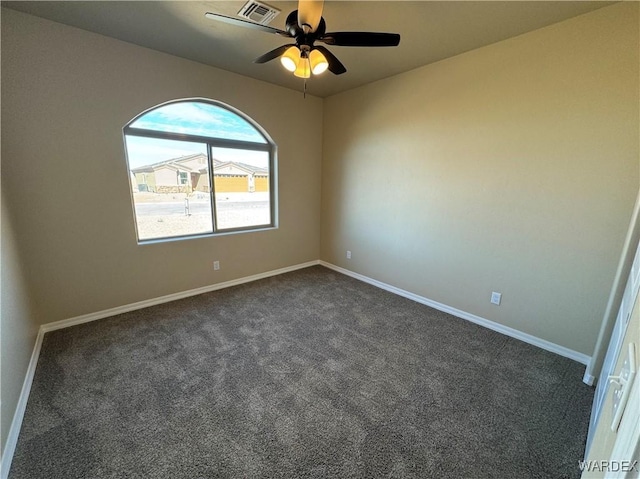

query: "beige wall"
xmin=321 ymin=2 xmax=639 ymax=356
xmin=1 ymin=7 xmax=322 ymax=322
xmin=1 ymin=7 xmax=322 ymax=450
xmin=0 ymin=197 xmax=41 ymax=454
xmin=155 ymin=167 xmax=181 ymax=187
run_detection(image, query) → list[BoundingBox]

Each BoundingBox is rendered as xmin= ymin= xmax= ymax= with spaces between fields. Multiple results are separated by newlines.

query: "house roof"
xmin=132 ymin=153 xmax=268 ymax=176
xmin=215 ymin=161 xmax=269 ymax=176
xmin=131 ymin=153 xmax=207 ymax=173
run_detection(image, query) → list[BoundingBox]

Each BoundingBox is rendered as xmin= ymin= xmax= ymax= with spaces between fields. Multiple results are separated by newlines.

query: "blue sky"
xmin=125 ymin=102 xmax=269 ymax=169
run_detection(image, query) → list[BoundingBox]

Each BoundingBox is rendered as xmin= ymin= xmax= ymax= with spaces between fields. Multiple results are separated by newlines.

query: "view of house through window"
xmin=123 ymin=100 xmax=275 ymax=242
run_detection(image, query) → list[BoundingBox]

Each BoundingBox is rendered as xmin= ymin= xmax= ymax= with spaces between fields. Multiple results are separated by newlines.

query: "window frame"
xmin=123 ymin=99 xmax=277 ymax=244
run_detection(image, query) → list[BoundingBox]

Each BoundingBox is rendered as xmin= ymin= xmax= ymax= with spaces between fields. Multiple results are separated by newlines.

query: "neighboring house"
xmin=131 ymin=153 xmax=207 ymax=194
xmin=131 ymin=153 xmax=269 ymax=194
xmin=213 ymin=160 xmax=269 ymax=193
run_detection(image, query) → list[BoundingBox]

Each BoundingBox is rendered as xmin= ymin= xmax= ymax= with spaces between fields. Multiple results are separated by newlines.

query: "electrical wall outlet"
xmin=346 ymin=250 xmax=352 ymax=259
xmin=490 ymin=292 xmax=502 ymax=305
xmin=213 ymin=261 xmax=220 ymax=271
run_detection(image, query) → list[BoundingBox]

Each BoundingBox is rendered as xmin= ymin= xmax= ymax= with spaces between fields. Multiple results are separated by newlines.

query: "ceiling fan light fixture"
xmin=309 ymin=49 xmax=328 ymax=75
xmin=293 ymin=56 xmax=311 ymax=78
xmin=280 ymin=46 xmax=300 ymax=72
xmin=207 ymin=0 xmax=401 ymax=83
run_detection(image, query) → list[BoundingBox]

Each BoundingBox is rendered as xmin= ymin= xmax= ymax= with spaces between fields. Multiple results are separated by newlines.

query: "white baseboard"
xmin=319 ymin=261 xmax=592 ymax=366
xmin=1 ymin=329 xmax=45 ymax=479
xmin=42 ymin=260 xmax=320 ymax=333
xmin=583 ymin=372 xmax=596 ymax=386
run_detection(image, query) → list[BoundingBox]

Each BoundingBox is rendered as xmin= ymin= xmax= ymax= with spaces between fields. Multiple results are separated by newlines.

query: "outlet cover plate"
xmin=491 ymin=292 xmax=502 ymax=305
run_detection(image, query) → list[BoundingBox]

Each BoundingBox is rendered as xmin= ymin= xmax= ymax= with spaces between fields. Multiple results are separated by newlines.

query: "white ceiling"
xmin=3 ymin=1 xmax=614 ymax=97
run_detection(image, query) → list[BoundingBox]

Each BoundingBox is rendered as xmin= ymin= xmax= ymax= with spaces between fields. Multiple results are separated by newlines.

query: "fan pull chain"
xmin=303 ymin=79 xmax=307 ymax=99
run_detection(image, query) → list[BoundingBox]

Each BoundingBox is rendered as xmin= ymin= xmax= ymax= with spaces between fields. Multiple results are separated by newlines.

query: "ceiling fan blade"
xmin=297 ymin=0 xmax=324 ymax=33
xmin=320 ymin=32 xmax=400 ymax=47
xmin=205 ymin=12 xmax=289 ymax=36
xmin=254 ymin=44 xmax=295 ymax=64
xmin=313 ymin=46 xmax=346 ymax=75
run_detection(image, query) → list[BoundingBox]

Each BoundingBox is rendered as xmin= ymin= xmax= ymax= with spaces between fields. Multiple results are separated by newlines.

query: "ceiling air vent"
xmin=238 ymin=1 xmax=280 ymax=25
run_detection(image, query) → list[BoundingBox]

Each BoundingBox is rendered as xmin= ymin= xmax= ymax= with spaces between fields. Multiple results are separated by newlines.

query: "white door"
xmin=586 ymin=239 xmax=640 ymax=454
xmin=605 ymin=375 xmax=640 ymax=478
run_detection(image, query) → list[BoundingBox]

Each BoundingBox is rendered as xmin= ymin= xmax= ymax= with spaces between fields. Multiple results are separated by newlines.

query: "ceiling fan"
xmin=205 ymin=0 xmax=400 ymax=79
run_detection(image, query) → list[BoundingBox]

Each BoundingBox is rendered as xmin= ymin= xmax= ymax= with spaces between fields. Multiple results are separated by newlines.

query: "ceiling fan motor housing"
xmin=285 ymin=10 xmax=326 ymax=48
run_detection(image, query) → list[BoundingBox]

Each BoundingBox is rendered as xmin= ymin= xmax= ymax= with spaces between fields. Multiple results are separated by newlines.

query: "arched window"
xmin=123 ymin=99 xmax=276 ymax=242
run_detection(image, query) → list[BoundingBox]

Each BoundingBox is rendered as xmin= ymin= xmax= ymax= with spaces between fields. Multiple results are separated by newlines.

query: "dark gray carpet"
xmin=10 ymin=266 xmax=593 ymax=478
